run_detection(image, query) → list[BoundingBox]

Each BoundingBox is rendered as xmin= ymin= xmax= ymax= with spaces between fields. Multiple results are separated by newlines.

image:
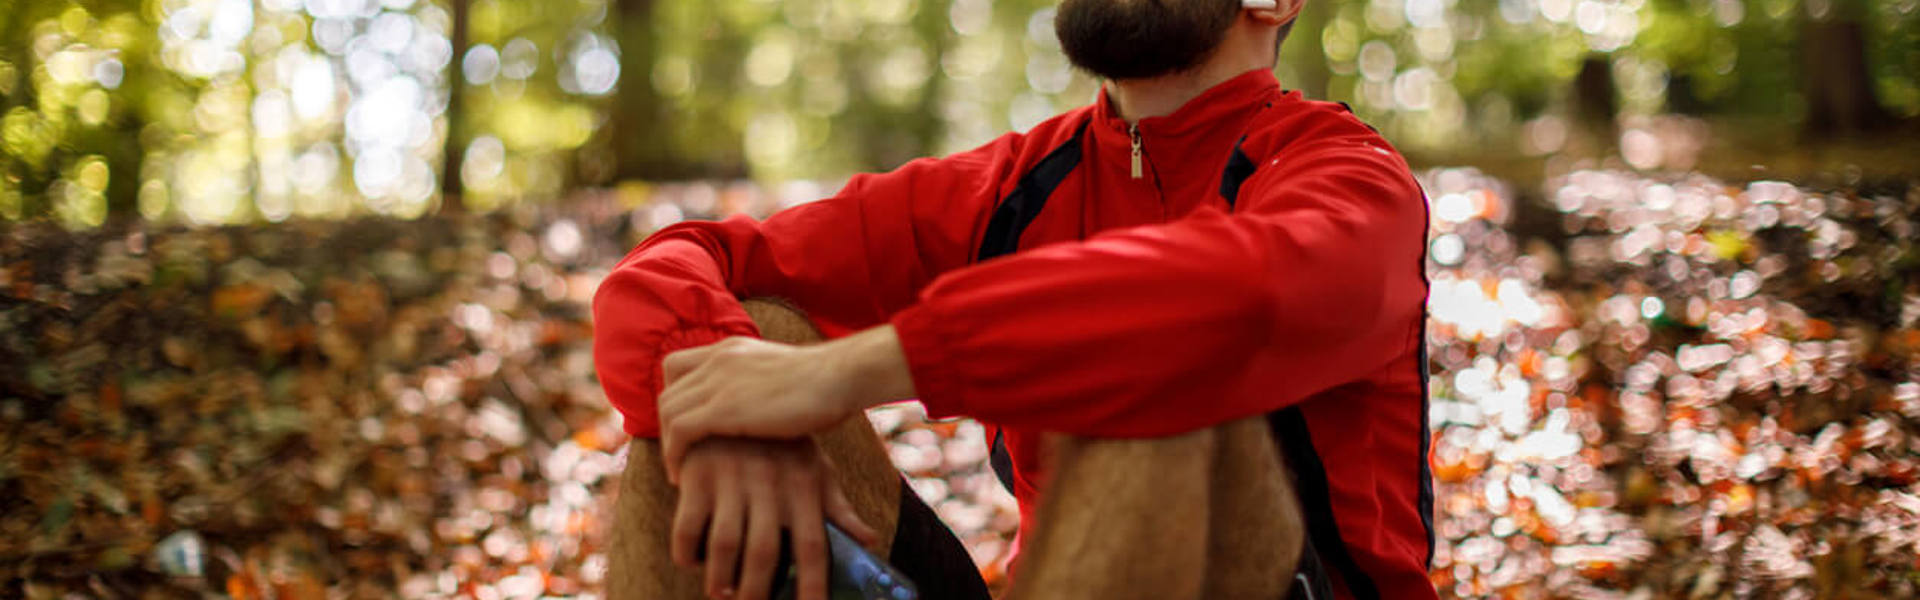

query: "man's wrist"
xmin=826 ymin=324 xmax=918 ymax=411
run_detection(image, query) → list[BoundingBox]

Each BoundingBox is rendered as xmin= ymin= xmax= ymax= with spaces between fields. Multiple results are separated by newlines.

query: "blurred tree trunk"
xmin=1571 ymin=56 xmax=1616 ymax=131
xmin=1565 ymin=55 xmax=1618 ymax=158
xmin=608 ymin=0 xmax=694 ymax=181
xmin=439 ymin=0 xmax=469 ymax=213
xmin=1800 ymin=0 xmax=1891 ymax=137
xmin=1664 ymin=73 xmax=1711 ymax=116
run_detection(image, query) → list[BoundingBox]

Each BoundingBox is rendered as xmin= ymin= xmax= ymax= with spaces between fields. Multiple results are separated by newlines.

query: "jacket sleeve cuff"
xmin=622 ymin=323 xmax=753 ymax=438
xmin=889 ymin=302 xmax=969 ymax=420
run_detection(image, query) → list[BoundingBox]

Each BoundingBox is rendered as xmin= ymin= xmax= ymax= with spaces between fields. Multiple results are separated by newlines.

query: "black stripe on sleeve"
xmin=1218 ymin=137 xmax=1256 ymax=210
xmin=1267 ymin=408 xmax=1383 ymax=600
xmin=978 ymin=120 xmax=1089 ymax=495
xmin=975 ymin=122 xmax=1090 ymax=262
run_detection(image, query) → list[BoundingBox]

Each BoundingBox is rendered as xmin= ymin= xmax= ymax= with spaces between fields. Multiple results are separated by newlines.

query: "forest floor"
xmin=1414 ymin=116 xmax=1920 ymax=197
xmin=3 ymin=117 xmax=1917 ymax=598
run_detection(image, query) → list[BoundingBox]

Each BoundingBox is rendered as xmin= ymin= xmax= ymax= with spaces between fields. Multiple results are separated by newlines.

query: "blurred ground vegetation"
xmin=2 ymin=169 xmax=1917 ymax=598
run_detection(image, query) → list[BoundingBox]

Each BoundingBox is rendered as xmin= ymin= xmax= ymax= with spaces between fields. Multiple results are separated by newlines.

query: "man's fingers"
xmin=661 ymin=408 xmax=718 ymax=483
xmin=670 ymin=473 xmax=715 ymax=568
xmin=785 ymin=468 xmax=830 ymax=600
xmin=657 ymin=366 xmax=714 ymax=426
xmin=704 ymin=476 xmax=746 ymax=599
xmin=822 ymin=481 xmax=879 ymax=550
xmin=736 ymin=464 xmax=785 ymax=600
xmin=815 ymin=452 xmax=880 ymax=549
xmin=662 ymin=345 xmax=713 ymax=385
xmin=658 ymin=368 xmax=727 ymax=484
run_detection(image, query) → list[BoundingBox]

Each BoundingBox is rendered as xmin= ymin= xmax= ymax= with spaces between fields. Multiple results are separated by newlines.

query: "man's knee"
xmin=1203 ymin=417 xmax=1304 ymax=599
xmin=737 ymin=298 xmax=902 ymax=551
xmin=1043 ymin=426 xmax=1221 ymax=484
xmin=1018 ymin=419 xmax=1305 ymax=599
xmin=607 ymin=438 xmax=697 ymax=599
xmin=604 ymin=299 xmax=905 ymax=599
xmin=606 ymin=420 xmax=903 ymax=598
xmin=1014 ymin=428 xmax=1216 ymax=599
xmin=741 ymin=298 xmax=817 ymax=344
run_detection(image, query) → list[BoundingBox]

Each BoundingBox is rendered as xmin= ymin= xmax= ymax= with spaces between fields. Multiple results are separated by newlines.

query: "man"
xmin=592 ymin=0 xmax=1436 ymax=597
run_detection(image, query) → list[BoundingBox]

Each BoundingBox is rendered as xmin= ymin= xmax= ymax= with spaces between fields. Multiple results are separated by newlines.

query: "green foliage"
xmin=1869 ymin=0 xmax=1920 ymax=118
xmin=0 ymin=0 xmax=148 ymax=227
xmin=624 ymin=0 xmax=1090 ymax=179
xmin=454 ymin=0 xmax=617 ymax=210
xmin=0 ymin=0 xmax=1915 ymax=225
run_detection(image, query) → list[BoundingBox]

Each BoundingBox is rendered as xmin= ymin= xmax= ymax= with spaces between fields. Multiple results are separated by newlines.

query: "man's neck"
xmin=1105 ymin=44 xmax=1271 ymax=123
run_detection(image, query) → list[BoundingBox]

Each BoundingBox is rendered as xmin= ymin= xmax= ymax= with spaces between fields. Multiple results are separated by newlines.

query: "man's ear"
xmin=1243 ymin=0 xmax=1304 ymax=25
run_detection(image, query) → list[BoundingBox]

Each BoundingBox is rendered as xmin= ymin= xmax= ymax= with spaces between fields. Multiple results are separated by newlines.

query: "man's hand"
xmin=658 ymin=325 xmax=914 ymax=480
xmin=672 ymin=437 xmax=880 ymax=600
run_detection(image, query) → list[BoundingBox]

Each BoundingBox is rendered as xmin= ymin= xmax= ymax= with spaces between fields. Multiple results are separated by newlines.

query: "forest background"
xmin=2 ymin=0 xmax=1919 ymax=597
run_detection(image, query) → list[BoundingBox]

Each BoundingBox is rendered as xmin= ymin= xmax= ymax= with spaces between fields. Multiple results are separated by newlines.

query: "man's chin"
xmin=1063 ymin=53 xmax=1205 ymax=82
xmin=1072 ymin=60 xmax=1208 ymax=83
xmin=1053 ymin=0 xmax=1237 ymax=82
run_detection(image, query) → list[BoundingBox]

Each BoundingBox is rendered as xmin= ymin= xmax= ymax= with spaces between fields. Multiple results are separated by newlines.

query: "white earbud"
xmin=1243 ymin=0 xmax=1278 ymax=8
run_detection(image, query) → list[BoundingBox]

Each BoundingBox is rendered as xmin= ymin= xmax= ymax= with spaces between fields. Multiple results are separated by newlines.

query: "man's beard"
xmin=1054 ymin=0 xmax=1240 ymax=81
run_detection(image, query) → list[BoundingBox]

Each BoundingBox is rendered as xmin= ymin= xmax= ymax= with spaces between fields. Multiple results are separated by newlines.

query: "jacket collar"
xmin=1091 ymin=68 xmax=1282 ymax=137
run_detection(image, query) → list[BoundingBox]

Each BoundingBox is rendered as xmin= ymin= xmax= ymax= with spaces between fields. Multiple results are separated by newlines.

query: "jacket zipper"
xmin=1128 ymin=124 xmax=1143 ymax=179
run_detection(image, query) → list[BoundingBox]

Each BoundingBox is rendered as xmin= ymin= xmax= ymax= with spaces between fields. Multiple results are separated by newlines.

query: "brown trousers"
xmin=606 ymin=300 xmax=1305 ymax=599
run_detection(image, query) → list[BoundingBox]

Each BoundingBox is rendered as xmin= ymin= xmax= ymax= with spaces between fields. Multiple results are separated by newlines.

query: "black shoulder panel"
xmin=976 ymin=122 xmax=1090 ymax=262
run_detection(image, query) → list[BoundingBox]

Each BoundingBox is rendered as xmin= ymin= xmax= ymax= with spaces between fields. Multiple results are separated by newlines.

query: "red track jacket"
xmin=592 ymin=69 xmax=1436 ymax=599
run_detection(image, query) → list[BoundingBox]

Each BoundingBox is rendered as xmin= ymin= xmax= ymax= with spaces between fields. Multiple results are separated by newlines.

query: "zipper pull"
xmin=1128 ymin=124 xmax=1143 ymax=179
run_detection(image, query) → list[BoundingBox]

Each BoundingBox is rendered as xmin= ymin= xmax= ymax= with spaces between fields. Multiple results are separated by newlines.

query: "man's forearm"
xmin=823 ymin=324 xmax=917 ymax=409
xmin=740 ymin=300 xmax=915 ymax=410
xmin=655 ymin=322 xmax=919 ymax=470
